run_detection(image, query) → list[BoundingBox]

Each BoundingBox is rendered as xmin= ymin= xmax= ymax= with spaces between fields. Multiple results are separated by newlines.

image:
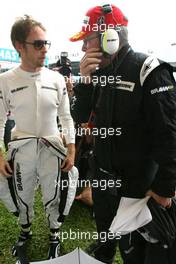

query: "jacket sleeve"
xmin=70 ymin=82 xmax=94 ymax=124
xmin=143 ymin=63 xmax=176 ymax=197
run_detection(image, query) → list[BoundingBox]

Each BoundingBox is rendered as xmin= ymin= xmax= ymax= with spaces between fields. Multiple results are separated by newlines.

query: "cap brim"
xmin=69 ymin=31 xmax=88 ymax=42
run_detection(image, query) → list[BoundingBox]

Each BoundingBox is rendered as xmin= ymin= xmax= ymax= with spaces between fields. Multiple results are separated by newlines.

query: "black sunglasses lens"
xmin=33 ymin=40 xmax=51 ymax=49
xmin=34 ymin=40 xmax=45 ymax=49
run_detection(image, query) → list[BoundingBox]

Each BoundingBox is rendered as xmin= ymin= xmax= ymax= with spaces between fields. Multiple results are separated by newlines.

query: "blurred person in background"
xmin=55 ymin=52 xmax=74 ymax=99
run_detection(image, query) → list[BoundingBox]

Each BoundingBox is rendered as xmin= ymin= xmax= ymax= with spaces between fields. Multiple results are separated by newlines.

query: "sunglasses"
xmin=24 ymin=40 xmax=51 ymax=50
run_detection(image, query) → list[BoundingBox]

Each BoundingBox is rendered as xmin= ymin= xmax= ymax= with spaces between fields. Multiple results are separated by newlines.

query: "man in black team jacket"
xmin=70 ymin=3 xmax=176 ymax=264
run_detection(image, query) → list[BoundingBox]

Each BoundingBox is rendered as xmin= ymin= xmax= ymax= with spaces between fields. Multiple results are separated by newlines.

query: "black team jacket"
xmin=71 ymin=44 xmax=176 ymax=198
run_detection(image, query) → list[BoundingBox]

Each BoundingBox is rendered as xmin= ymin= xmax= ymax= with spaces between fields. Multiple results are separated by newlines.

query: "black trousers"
xmin=92 ymin=182 xmax=121 ymax=264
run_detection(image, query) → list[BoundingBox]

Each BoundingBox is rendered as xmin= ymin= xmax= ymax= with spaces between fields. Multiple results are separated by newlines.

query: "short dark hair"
xmin=11 ymin=14 xmax=46 ymax=48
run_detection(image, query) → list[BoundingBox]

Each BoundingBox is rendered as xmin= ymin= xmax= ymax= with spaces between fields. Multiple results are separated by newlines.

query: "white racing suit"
xmin=0 ymin=66 xmax=78 ymax=229
xmin=7 ymin=136 xmax=78 ymax=229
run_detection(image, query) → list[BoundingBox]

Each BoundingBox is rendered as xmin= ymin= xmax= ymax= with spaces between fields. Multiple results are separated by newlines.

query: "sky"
xmin=0 ymin=0 xmax=176 ymax=62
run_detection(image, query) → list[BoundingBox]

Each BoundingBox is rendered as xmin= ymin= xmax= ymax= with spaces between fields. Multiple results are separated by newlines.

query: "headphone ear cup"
xmin=101 ymin=28 xmax=119 ymax=55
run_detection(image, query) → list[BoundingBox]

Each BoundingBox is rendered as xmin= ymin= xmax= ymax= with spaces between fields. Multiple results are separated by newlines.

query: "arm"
xmin=70 ymin=47 xmax=102 ymax=124
xmin=143 ymin=63 xmax=176 ymax=206
xmin=0 ymin=78 xmax=12 ymax=176
xmin=70 ymin=82 xmax=94 ymax=124
xmin=57 ymin=76 xmax=75 ymax=171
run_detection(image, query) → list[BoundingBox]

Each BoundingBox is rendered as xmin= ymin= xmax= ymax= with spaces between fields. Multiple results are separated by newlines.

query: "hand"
xmin=0 ymin=155 xmax=13 ymax=177
xmin=146 ymin=190 xmax=172 ymax=208
xmin=61 ymin=154 xmax=74 ymax=172
xmin=61 ymin=143 xmax=75 ymax=172
xmin=80 ymin=48 xmax=103 ymax=84
xmin=75 ymin=186 xmax=93 ymax=206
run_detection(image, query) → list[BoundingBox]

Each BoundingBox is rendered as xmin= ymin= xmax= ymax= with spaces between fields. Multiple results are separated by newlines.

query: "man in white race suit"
xmin=0 ymin=15 xmax=78 ymax=260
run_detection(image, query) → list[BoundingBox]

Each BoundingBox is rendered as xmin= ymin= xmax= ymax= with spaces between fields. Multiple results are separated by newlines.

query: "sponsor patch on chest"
xmin=115 ymin=81 xmax=135 ymax=92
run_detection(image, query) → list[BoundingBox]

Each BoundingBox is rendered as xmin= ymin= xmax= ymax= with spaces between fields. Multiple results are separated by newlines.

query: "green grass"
xmin=0 ymin=190 xmax=122 ymax=264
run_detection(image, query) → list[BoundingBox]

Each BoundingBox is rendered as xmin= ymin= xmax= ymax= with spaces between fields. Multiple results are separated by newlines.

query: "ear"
xmin=15 ymin=41 xmax=24 ymax=55
xmin=101 ymin=28 xmax=119 ymax=55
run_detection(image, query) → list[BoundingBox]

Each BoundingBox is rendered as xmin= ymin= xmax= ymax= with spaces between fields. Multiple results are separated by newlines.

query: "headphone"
xmin=100 ymin=4 xmax=120 ymax=55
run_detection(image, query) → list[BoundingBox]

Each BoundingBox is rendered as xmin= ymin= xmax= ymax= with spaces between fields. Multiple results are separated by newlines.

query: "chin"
xmin=38 ymin=62 xmax=44 ymax=67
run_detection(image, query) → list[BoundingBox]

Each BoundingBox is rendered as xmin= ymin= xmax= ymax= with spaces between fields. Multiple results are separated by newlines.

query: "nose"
xmin=41 ymin=45 xmax=48 ymax=53
xmin=41 ymin=41 xmax=51 ymax=52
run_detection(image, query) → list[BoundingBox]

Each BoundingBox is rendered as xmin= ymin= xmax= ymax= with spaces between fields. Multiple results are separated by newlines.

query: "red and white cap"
xmin=70 ymin=4 xmax=128 ymax=42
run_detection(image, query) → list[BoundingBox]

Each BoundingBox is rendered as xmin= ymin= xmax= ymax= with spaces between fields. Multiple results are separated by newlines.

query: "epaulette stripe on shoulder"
xmin=140 ymin=56 xmax=160 ymax=86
